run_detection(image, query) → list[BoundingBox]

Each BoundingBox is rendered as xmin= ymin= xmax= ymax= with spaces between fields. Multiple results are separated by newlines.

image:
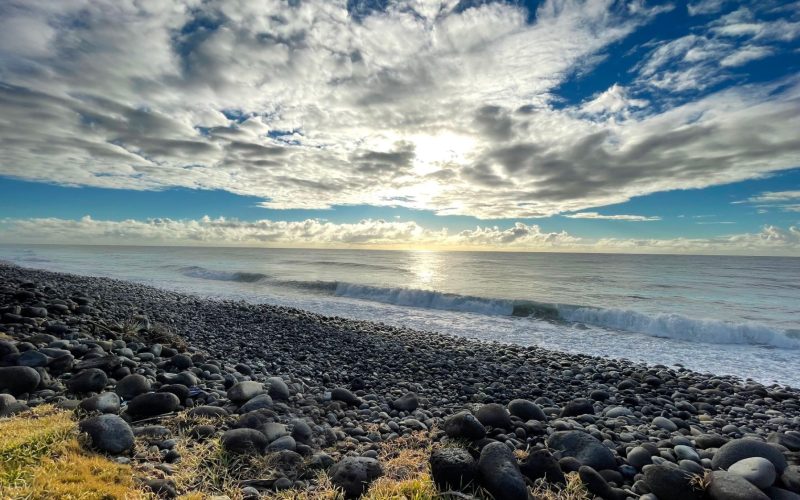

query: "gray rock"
xmin=227 ymin=381 xmax=265 ymax=404
xmin=444 ymin=411 xmax=486 ymax=440
xmin=653 ymin=416 xmax=678 ymax=432
xmin=79 ymin=414 xmax=134 ymax=454
xmin=579 ymin=465 xmax=623 ymax=500
xmin=79 ymin=392 xmax=121 ymax=414
xmin=769 ymin=433 xmax=800 ymax=452
xmin=239 ymin=393 xmax=273 ymax=412
xmin=221 ymin=428 xmax=268 ymax=454
xmin=331 ymin=387 xmax=361 ymax=406
xmin=67 ymin=368 xmax=108 ymax=394
xmin=114 ymin=374 xmax=151 ymax=400
xmin=430 ymin=447 xmax=476 ymax=491
xmin=781 ymin=466 xmax=800 ymax=493
xmin=267 ymin=377 xmax=290 ymax=401
xmin=291 ymin=419 xmax=313 ymax=444
xmin=475 ymin=403 xmax=512 ymax=429
xmin=0 ymin=366 xmax=40 ymax=396
xmin=390 ymin=392 xmax=419 ymax=412
xmin=267 ymin=435 xmax=296 ymax=452
xmin=508 ymin=399 xmax=546 ymax=421
xmin=547 ymin=430 xmax=617 ymax=470
xmin=478 ymin=441 xmax=528 ymax=500
xmin=126 ymin=392 xmax=180 ymax=418
xmin=674 ymin=445 xmax=700 ymax=462
xmin=729 ymin=457 xmax=777 ymax=489
xmin=766 ymin=487 xmax=800 ymax=500
xmin=329 ymin=457 xmax=382 ymax=498
xmin=708 ymin=471 xmax=770 ymax=500
xmin=520 ymin=448 xmax=565 ymax=485
xmin=712 ymin=439 xmax=788 ymax=474
xmin=17 ymin=349 xmax=50 ymax=367
xmin=628 ymin=446 xmax=654 ymax=469
xmin=561 ymin=398 xmax=595 ymax=417
xmin=643 ymin=464 xmax=703 ymax=500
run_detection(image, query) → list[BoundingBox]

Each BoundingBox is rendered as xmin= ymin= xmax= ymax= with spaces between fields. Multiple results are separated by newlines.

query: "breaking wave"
xmin=177 ymin=266 xmax=800 ymax=349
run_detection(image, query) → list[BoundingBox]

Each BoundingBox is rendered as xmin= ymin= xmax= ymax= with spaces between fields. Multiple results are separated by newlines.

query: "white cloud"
xmin=743 ymin=190 xmax=800 ymax=203
xmin=0 ymin=0 xmax=798 ymax=220
xmin=720 ymin=45 xmax=773 ymax=67
xmin=2 ymin=216 xmax=798 ymax=256
xmin=563 ymin=212 xmax=661 ymax=221
xmin=687 ymin=0 xmax=727 ymax=16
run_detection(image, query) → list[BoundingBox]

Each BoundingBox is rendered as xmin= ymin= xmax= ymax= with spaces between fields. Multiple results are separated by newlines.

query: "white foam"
xmin=333 ymin=283 xmax=514 ymax=316
xmin=559 ymin=306 xmax=800 ymax=349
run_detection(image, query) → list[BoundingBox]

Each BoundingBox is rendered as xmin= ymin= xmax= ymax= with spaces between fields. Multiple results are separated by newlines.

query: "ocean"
xmin=2 ymin=244 xmax=798 ymax=386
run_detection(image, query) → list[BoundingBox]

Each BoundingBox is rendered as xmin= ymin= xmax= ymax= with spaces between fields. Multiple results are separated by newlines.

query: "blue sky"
xmin=0 ymin=0 xmax=799 ymax=254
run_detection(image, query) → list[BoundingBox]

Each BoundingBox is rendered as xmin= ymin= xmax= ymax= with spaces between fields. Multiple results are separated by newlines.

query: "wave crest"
xmin=179 ymin=266 xmax=268 ymax=283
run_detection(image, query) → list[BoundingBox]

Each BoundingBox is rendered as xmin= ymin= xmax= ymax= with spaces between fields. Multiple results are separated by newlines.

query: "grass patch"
xmin=0 ymin=405 xmax=75 ymax=486
xmin=0 ymin=405 xmax=146 ymax=499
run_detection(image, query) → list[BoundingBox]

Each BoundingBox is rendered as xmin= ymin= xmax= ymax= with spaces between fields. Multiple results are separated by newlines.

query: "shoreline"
xmin=1 ymin=262 xmax=799 ymax=498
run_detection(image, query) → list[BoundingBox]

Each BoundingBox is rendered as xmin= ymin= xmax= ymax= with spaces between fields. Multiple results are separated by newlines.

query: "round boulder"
xmin=430 ymin=447 xmax=477 ymax=491
xmin=126 ymin=392 xmax=180 ymax=419
xmin=508 ymin=399 xmax=546 ymax=421
xmin=67 ymin=368 xmax=108 ymax=394
xmin=444 ymin=411 xmax=486 ymax=440
xmin=0 ymin=366 xmax=40 ymax=396
xmin=477 ymin=441 xmax=528 ymax=500
xmin=329 ymin=457 xmax=382 ymax=498
xmin=475 ymin=403 xmax=512 ymax=429
xmin=712 ymin=439 xmax=788 ymax=474
xmin=114 ymin=374 xmax=151 ymax=400
xmin=728 ymin=457 xmax=776 ymax=489
xmin=547 ymin=430 xmax=617 ymax=470
xmin=221 ymin=428 xmax=268 ymax=455
xmin=79 ymin=414 xmax=134 ymax=454
xmin=227 ymin=381 xmax=265 ymax=404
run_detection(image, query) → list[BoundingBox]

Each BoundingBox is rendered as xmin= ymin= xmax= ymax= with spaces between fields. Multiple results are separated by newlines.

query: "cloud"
xmin=720 ymin=45 xmax=773 ymax=67
xmin=0 ymin=0 xmax=798 ymax=220
xmin=2 ymin=216 xmax=798 ymax=256
xmin=563 ymin=212 xmax=661 ymax=221
xmin=743 ymin=190 xmax=800 ymax=203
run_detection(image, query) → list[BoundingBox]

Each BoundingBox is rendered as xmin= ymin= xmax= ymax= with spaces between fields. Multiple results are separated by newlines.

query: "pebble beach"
xmin=1 ymin=262 xmax=799 ymax=499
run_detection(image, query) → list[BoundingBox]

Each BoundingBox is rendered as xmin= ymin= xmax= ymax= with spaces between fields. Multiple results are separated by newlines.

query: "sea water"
xmin=2 ymin=244 xmax=798 ymax=386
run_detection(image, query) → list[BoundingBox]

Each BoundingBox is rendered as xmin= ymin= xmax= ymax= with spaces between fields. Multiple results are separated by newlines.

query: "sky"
xmin=0 ymin=0 xmax=799 ymax=255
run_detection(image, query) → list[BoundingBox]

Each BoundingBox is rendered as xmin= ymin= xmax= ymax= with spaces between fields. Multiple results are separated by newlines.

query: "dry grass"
xmin=171 ymin=437 xmax=282 ymax=499
xmin=529 ymin=472 xmax=590 ymax=500
xmin=364 ymin=431 xmax=437 ymax=500
xmin=0 ymin=405 xmax=147 ymax=499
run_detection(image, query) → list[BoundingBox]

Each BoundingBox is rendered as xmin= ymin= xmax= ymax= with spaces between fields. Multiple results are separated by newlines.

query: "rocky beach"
xmin=1 ymin=261 xmax=799 ymax=500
